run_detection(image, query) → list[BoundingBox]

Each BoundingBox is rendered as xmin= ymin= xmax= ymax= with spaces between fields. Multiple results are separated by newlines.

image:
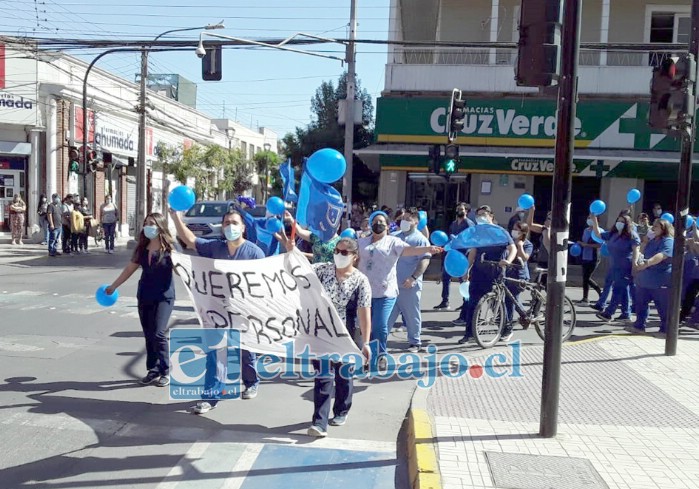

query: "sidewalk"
xmin=410 ymin=335 xmax=699 ymax=489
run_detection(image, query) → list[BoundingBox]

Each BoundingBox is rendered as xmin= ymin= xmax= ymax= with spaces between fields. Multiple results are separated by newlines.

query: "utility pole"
xmin=342 ymin=0 xmax=358 ymax=225
xmin=135 ymin=48 xmax=148 ymax=238
xmin=666 ymin=0 xmax=699 ymax=356
xmin=540 ymin=0 xmax=581 ymax=438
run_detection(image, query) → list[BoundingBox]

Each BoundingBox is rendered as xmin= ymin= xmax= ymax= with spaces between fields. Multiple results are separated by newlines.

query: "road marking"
xmin=221 ymin=444 xmax=264 ymax=489
xmin=155 ymin=441 xmax=211 ymax=489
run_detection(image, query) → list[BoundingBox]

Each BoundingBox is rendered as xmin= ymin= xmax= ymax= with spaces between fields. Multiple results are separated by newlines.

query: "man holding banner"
xmin=170 ymin=208 xmax=265 ymax=413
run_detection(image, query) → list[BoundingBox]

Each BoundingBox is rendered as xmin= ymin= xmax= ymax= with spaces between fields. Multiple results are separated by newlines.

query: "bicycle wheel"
xmin=533 ymin=292 xmax=577 ymax=342
xmin=473 ymin=292 xmax=505 ymax=348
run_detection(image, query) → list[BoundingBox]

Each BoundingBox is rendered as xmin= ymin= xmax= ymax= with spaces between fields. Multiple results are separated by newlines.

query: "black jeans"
xmin=62 ymin=224 xmax=72 ymax=252
xmin=581 ymin=260 xmax=602 ymax=301
xmin=138 ymin=299 xmax=174 ymax=376
xmin=680 ymin=278 xmax=699 ymax=322
xmin=311 ymin=360 xmax=354 ymax=430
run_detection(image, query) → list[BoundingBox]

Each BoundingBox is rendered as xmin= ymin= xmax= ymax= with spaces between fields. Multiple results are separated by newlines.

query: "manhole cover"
xmin=485 ymin=452 xmax=609 ymax=489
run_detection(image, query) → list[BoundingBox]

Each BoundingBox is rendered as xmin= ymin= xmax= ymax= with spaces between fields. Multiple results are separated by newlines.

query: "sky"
xmin=2 ymin=0 xmax=391 ymax=139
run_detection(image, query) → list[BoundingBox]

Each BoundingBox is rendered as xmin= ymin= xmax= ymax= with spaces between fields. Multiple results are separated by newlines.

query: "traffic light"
xmin=649 ymin=54 xmax=697 ymax=134
xmin=515 ymin=0 xmax=563 ymax=87
xmin=446 ymin=89 xmax=466 ymax=142
xmin=87 ymin=150 xmax=99 ymax=172
xmin=443 ymin=144 xmax=459 ymax=176
xmin=68 ymin=147 xmax=80 ymax=176
xmin=428 ymin=144 xmax=441 ymax=174
xmin=201 ymin=43 xmax=223 ymax=81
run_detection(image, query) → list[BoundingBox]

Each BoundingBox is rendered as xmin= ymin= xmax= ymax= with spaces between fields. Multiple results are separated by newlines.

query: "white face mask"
xmin=224 ymin=224 xmax=242 ymax=241
xmin=615 ymin=222 xmax=625 ymax=232
xmin=143 ymin=225 xmax=159 ymax=240
xmin=653 ymin=209 xmax=662 ymax=217
xmin=476 ymin=216 xmax=489 ymax=225
xmin=586 ymin=219 xmax=593 ymax=227
xmin=646 ymin=230 xmax=656 ymax=240
xmin=334 ymin=253 xmax=353 ymax=269
xmin=400 ymin=220 xmax=413 ymax=233
xmin=517 ymin=212 xmax=525 ymax=219
xmin=511 ymin=230 xmax=521 ymax=239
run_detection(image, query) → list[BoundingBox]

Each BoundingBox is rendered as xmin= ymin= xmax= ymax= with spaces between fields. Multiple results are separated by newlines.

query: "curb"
xmin=406 ymin=386 xmax=441 ymax=489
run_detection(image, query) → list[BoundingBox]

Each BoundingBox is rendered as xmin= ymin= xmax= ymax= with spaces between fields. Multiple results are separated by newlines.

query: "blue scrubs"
xmin=634 ymin=237 xmax=673 ymax=332
xmin=441 ymin=219 xmax=471 ymax=302
xmin=388 ymin=229 xmax=431 ymax=347
xmin=601 ymin=231 xmax=640 ymax=318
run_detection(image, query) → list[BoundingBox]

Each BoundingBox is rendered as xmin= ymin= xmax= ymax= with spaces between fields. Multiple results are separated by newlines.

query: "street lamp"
xmin=226 ymin=127 xmax=236 ymax=153
xmin=263 ymin=142 xmax=271 ymax=201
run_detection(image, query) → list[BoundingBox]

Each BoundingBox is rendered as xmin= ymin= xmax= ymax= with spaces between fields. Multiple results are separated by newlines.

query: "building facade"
xmin=0 ymin=39 xmax=277 ymax=238
xmin=364 ymin=0 xmax=694 ymax=236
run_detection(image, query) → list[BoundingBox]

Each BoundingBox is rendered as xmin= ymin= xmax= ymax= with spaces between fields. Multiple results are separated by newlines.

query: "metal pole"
xmin=666 ymin=0 xmax=699 ymax=356
xmin=539 ymin=0 xmax=581 ymax=438
xmin=135 ymin=49 xmax=148 ymax=238
xmin=342 ymin=0 xmax=358 ymax=224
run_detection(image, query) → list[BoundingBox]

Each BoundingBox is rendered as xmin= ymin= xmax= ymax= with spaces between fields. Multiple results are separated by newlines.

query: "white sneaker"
xmin=191 ymin=401 xmax=216 ymax=414
xmin=307 ymin=424 xmax=327 ymax=437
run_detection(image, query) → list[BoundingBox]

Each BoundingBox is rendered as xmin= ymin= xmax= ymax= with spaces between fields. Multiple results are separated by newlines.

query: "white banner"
xmin=171 ymin=248 xmax=360 ymax=357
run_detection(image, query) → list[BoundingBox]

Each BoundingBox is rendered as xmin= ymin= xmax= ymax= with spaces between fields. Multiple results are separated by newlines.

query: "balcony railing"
xmin=394 ymin=47 xmax=682 ymax=68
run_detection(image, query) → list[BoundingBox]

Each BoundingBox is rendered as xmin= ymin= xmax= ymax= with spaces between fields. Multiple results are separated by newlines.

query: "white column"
xmin=489 ymin=0 xmax=500 ymax=65
xmin=46 ymin=97 xmax=57 ymax=198
xmin=600 ymin=0 xmax=610 ymax=66
xmin=27 ymin=128 xmax=41 ymax=233
xmin=387 ymin=0 xmax=400 ymax=64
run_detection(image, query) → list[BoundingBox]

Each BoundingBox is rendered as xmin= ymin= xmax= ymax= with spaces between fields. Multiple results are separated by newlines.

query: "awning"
xmin=0 ymin=141 xmax=32 ymax=156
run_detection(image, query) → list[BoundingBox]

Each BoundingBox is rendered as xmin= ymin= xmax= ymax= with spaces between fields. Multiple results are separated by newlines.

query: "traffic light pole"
xmin=665 ymin=0 xmax=699 ymax=356
xmin=342 ymin=0 xmax=358 ymax=224
xmin=539 ymin=0 xmax=581 ymax=439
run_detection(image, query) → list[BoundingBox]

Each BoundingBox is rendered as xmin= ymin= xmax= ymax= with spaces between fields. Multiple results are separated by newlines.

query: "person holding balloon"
xmin=434 ymin=202 xmax=473 ymax=311
xmin=526 ymin=206 xmax=551 ymax=285
xmin=629 ymin=218 xmax=674 ymax=335
xmin=105 ymin=213 xmax=176 ymax=388
xmin=576 ymin=214 xmax=603 ymax=307
xmin=357 ymin=211 xmax=443 ymax=369
xmin=680 ymin=222 xmax=699 ymax=324
xmin=170 ymin=205 xmax=265 ymax=412
xmin=590 ymin=212 xmax=640 ymax=323
xmin=501 ymin=221 xmax=533 ymax=341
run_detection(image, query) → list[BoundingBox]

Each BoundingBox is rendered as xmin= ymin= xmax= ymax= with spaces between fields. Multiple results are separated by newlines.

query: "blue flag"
xmin=296 ymin=171 xmax=343 ymax=242
xmin=450 ymin=223 xmax=511 ymax=250
xmin=279 ymin=158 xmax=297 ymax=203
xmin=236 ymin=206 xmax=279 ymax=257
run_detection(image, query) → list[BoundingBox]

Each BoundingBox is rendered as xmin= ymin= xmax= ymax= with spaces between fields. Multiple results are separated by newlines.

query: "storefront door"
xmin=0 ymin=169 xmax=25 ymax=231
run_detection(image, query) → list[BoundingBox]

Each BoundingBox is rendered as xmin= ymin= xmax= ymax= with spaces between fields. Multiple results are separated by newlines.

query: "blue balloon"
xmin=306 ymin=148 xmax=347 ymax=184
xmin=589 ymin=200 xmax=607 ymax=216
xmin=686 ymin=215 xmax=695 ymax=230
xmin=517 ymin=193 xmax=535 ymax=210
xmin=265 ymin=218 xmax=283 ymax=233
xmin=590 ymin=231 xmax=604 ymax=244
xmin=626 ymin=188 xmax=641 ymax=204
xmin=459 ymin=281 xmax=470 ymax=300
xmin=340 ymin=228 xmax=357 ymax=239
xmin=444 ymin=250 xmax=468 ymax=278
xmin=417 ymin=210 xmax=428 ymax=231
xmin=430 ymin=230 xmax=449 ymax=247
xmin=266 ymin=196 xmax=285 ymax=215
xmin=168 ymin=186 xmax=196 ymax=212
xmin=661 ymin=212 xmax=674 ymax=224
xmin=95 ymin=285 xmax=118 ymax=307
xmin=600 ymin=243 xmax=610 ymax=257
xmin=569 ymin=243 xmax=582 ymax=257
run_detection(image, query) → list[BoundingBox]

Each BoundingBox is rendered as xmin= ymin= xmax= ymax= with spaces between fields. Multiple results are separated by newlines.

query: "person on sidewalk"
xmin=170 ymin=207 xmax=264 ymax=413
xmin=79 ymin=197 xmax=93 ymax=254
xmin=502 ymin=221 xmax=533 ymax=341
xmin=458 ymin=205 xmax=517 ymax=345
xmin=277 ymin=232 xmax=372 ymax=438
xmin=99 ymin=195 xmax=119 ymax=254
xmin=577 ymin=214 xmax=603 ymax=307
xmin=527 ymin=206 xmax=551 ymax=287
xmin=357 ymin=211 xmax=442 ymax=370
xmin=9 ymin=194 xmax=26 ymax=245
xmin=434 ymin=202 xmax=473 ymax=310
xmin=679 ymin=223 xmax=699 ymax=323
xmin=46 ymin=194 xmax=63 ymax=257
xmin=628 ymin=218 xmax=673 ymax=336
xmin=106 ymin=213 xmax=175 ymax=388
xmin=591 ymin=214 xmax=640 ymax=323
xmin=61 ymin=194 xmax=74 ymax=254
xmin=387 ymin=209 xmax=432 ymax=353
xmin=70 ymin=202 xmax=85 ymax=255
xmin=37 ymin=194 xmax=49 ymax=245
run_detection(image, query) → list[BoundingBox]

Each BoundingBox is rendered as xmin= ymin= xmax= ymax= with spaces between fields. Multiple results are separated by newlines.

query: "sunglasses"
xmin=334 ymin=248 xmax=354 ymax=256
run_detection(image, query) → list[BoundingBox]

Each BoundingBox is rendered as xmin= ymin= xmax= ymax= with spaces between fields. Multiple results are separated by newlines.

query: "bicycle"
xmin=471 ymin=259 xmax=576 ymax=348
xmin=529 ymin=267 xmax=577 ymax=342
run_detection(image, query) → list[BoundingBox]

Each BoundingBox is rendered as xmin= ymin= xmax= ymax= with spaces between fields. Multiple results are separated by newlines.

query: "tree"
xmin=253 ymin=150 xmax=281 ymax=199
xmin=280 ymin=72 xmax=378 ymax=202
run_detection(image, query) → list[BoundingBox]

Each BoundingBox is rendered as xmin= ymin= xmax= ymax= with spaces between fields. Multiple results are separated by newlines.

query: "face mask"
xmin=456 ymin=210 xmax=466 ymax=218
xmin=654 ymin=209 xmax=662 ymax=217
xmin=224 ymin=224 xmax=242 ymax=242
xmin=333 ymin=253 xmax=353 ymax=269
xmin=615 ymin=222 xmax=625 ymax=232
xmin=586 ymin=219 xmax=593 ymax=227
xmin=54 ymin=197 xmax=60 ymax=204
xmin=372 ymin=222 xmax=386 ymax=234
xmin=646 ymin=230 xmax=656 ymax=240
xmin=511 ymin=230 xmax=521 ymax=239
xmin=518 ymin=212 xmax=525 ymax=219
xmin=400 ymin=220 xmax=413 ymax=233
xmin=476 ymin=216 xmax=489 ymax=225
xmin=143 ymin=225 xmax=159 ymax=240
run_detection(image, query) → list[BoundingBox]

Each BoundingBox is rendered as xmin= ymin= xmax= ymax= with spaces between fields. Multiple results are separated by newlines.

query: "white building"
xmin=0 ymin=38 xmax=277 ymax=238
xmin=361 ymin=0 xmax=692 ymax=236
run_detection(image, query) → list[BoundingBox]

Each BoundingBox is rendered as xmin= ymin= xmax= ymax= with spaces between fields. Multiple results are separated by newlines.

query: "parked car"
xmin=181 ymin=200 xmax=237 ymax=240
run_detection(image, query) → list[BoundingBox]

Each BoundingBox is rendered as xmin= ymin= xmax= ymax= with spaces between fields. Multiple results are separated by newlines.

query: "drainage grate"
xmin=484 ymin=452 xmax=609 ymax=489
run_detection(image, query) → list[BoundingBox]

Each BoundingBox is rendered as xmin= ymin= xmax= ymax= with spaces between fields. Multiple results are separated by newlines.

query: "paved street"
xmin=0 ymin=240 xmax=693 ymax=489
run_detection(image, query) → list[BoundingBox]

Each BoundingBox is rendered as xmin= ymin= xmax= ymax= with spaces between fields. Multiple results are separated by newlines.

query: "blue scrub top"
xmin=195 ymin=238 xmax=265 ymax=260
xmin=581 ymin=228 xmax=598 ymax=262
xmin=601 ymin=231 xmax=640 ymax=276
xmin=507 ymin=239 xmax=533 ymax=281
xmin=394 ymin=229 xmax=431 ymax=284
xmin=637 ymin=236 xmax=673 ymax=288
xmin=136 ymin=250 xmax=175 ymax=302
xmin=470 ymin=228 xmax=514 ymax=285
